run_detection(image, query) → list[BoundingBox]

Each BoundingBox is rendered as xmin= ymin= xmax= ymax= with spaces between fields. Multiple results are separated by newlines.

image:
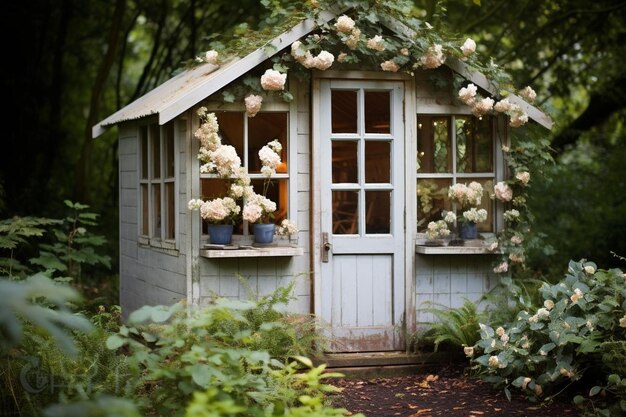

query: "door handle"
xmin=322 ymin=232 xmax=332 ymax=263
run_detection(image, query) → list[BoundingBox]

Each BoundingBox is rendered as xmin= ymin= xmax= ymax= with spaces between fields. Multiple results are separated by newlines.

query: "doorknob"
xmin=322 ymin=232 xmax=332 ymax=263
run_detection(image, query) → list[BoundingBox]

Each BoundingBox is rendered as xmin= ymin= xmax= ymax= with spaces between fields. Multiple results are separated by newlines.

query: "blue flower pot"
xmin=253 ymin=223 xmax=275 ymax=244
xmin=207 ymin=224 xmax=234 ymax=245
xmin=459 ymin=221 xmax=478 ymax=240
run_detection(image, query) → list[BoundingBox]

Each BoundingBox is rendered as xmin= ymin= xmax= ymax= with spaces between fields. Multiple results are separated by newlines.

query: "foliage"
xmin=471 ymin=259 xmax=626 ymax=415
xmin=0 ymin=201 xmax=111 ymax=282
xmin=526 ymin=140 xmax=626 ymax=273
xmin=103 ymin=285 xmax=348 ymax=417
xmin=420 ymin=300 xmax=482 ymax=352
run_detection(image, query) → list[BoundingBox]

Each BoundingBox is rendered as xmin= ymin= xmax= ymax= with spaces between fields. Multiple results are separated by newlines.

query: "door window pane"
xmin=141 ymin=184 xmax=148 ymax=235
xmin=152 ymin=184 xmax=161 ymax=237
xmin=366 ymin=191 xmax=390 ymax=234
xmin=332 ymin=191 xmax=358 ymax=234
xmin=140 ymin=126 xmax=148 ymax=179
xmin=332 ymin=141 xmax=358 ymax=183
xmin=417 ymin=178 xmax=452 ymax=230
xmin=165 ymin=124 xmax=175 ymax=178
xmin=332 ymin=90 xmax=357 ymax=133
xmin=456 ymin=116 xmax=493 ymax=173
xmin=365 ymin=91 xmax=390 ymax=133
xmin=165 ymin=182 xmax=175 ymax=239
xmin=365 ymin=141 xmax=390 ymax=183
xmin=151 ymin=125 xmax=161 ymax=179
xmin=417 ymin=116 xmax=450 ymax=173
xmin=248 ymin=113 xmax=288 ymax=173
xmin=215 ymin=112 xmax=244 ymax=163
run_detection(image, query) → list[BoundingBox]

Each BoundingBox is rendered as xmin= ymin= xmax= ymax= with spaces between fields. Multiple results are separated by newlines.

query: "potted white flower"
xmin=447 ymin=181 xmax=487 ymax=240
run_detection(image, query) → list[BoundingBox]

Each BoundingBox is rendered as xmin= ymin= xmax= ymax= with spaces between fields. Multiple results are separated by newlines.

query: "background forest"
xmin=1 ymin=0 xmax=625 ymax=284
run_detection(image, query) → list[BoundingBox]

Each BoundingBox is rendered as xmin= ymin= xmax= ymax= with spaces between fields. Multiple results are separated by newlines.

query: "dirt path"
xmin=330 ymin=365 xmax=580 ymax=417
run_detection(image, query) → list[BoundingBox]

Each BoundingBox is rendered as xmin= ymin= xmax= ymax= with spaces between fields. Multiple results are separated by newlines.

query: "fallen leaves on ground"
xmin=330 ymin=365 xmax=581 ymax=417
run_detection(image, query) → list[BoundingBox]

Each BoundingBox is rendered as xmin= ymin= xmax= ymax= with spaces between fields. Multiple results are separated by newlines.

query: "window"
xmin=139 ymin=121 xmax=176 ymax=243
xmin=416 ymin=115 xmax=495 ymax=233
xmin=200 ymin=111 xmax=289 ymax=237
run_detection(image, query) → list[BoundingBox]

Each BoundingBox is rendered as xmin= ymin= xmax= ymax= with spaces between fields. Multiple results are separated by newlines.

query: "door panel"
xmin=319 ymin=79 xmax=405 ymax=352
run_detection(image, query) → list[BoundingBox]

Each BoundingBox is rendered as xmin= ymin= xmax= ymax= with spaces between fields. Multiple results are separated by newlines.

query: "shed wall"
xmin=118 ymin=121 xmax=188 ymax=314
xmin=197 ymin=81 xmax=311 ymax=314
xmin=414 ymin=255 xmax=498 ymax=324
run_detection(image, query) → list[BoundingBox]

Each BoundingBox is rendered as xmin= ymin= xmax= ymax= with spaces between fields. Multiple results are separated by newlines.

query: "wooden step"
xmin=314 ymin=350 xmax=464 ymax=368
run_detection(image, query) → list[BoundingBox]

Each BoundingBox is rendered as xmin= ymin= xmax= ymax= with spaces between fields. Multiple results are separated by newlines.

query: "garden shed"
xmin=93 ymin=3 xmax=551 ymax=354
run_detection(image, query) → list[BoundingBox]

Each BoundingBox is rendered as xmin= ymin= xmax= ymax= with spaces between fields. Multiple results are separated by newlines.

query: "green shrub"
xmin=471 ymin=259 xmax=626 ymax=415
xmin=104 ymin=285 xmax=351 ymax=417
xmin=420 ymin=300 xmax=482 ymax=352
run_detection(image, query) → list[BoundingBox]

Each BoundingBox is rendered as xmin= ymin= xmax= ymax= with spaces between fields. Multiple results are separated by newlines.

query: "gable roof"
xmin=93 ymin=8 xmax=552 ymax=138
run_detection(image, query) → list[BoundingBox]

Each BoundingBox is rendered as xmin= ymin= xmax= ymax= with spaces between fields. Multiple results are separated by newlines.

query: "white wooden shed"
xmin=93 ymin=6 xmax=551 ymax=353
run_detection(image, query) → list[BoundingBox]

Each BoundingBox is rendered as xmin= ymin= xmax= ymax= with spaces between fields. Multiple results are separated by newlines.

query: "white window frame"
xmin=138 ymin=120 xmax=178 ymax=249
xmin=198 ymin=102 xmax=296 ymax=244
xmin=416 ymin=114 xmax=497 ymax=236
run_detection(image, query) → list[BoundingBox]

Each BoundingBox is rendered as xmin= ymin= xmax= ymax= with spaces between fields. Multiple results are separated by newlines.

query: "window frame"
xmin=416 ymin=113 xmax=498 ymax=236
xmin=198 ymin=101 xmax=295 ymax=243
xmin=138 ymin=119 xmax=178 ymax=250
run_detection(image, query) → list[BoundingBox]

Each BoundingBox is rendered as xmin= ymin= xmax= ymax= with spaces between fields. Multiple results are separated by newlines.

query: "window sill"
xmin=415 ymin=240 xmax=497 ymax=255
xmin=200 ymin=245 xmax=303 ymax=258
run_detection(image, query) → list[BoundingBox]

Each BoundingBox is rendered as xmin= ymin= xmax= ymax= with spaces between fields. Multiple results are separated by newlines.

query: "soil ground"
xmin=330 ymin=364 xmax=581 ymax=417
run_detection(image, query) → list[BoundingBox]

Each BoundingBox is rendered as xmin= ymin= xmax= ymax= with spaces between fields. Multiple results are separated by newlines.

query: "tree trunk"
xmin=75 ymin=0 xmax=126 ymax=203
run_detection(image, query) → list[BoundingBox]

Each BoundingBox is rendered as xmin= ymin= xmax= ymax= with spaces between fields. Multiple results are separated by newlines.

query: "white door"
xmin=319 ymin=80 xmax=405 ymax=352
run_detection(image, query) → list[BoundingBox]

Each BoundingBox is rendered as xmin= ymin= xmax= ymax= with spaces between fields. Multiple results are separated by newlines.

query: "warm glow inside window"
xmin=200 ymin=111 xmax=289 ymax=236
xmin=416 ymin=115 xmax=495 ymax=233
xmin=139 ymin=122 xmax=176 ymax=241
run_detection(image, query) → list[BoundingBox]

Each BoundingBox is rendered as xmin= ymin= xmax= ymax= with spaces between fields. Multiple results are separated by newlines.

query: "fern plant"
xmin=421 ymin=300 xmax=482 ymax=352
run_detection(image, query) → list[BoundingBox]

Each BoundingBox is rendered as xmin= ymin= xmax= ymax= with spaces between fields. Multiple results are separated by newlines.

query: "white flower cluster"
xmin=260 ymin=69 xmax=287 ymax=91
xmin=515 ymin=171 xmax=530 ymax=186
xmin=420 ymin=44 xmax=445 ymax=69
xmin=195 ymin=108 xmax=242 ymax=177
xmin=493 ymin=261 xmax=508 ymax=273
xmin=462 ymin=207 xmax=488 ymax=223
xmin=276 ymin=218 xmax=299 ymax=237
xmin=460 ymin=38 xmax=476 ymax=57
xmin=458 ymin=83 xmax=532 ymax=128
xmin=242 ymin=192 xmax=276 ymax=223
xmin=380 ymin=60 xmax=399 ymax=72
xmin=493 ymin=181 xmax=513 ymax=202
xmin=205 ymin=50 xmax=219 ymax=65
xmin=334 ymin=15 xmax=355 ymax=33
xmin=258 ymin=139 xmax=282 ymax=177
xmin=528 ymin=307 xmax=550 ymax=323
xmin=199 ymin=197 xmax=240 ymax=223
xmin=570 ymin=288 xmax=584 ymax=304
xmin=519 ymin=86 xmax=536 ymax=103
xmin=426 ymin=220 xmax=450 ymax=240
xmin=291 ymin=42 xmax=335 ymax=70
xmin=244 ymin=94 xmax=263 ymax=118
xmin=448 ymin=181 xmax=483 ymax=208
xmin=503 ymin=209 xmax=520 ymax=222
xmin=366 ymin=35 xmax=385 ymax=52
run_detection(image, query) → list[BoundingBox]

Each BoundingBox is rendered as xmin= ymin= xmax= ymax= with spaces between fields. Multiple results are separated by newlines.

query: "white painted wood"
xmin=199 ymin=246 xmax=303 ymax=258
xmin=319 ymin=79 xmax=406 ymax=352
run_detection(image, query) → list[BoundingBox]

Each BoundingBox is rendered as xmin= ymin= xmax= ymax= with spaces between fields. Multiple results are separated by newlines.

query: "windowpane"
xmin=332 ymin=191 xmax=358 ymax=234
xmin=165 ymin=182 xmax=175 ymax=239
xmin=248 ymin=113 xmax=288 ymax=173
xmin=366 ymin=191 xmax=390 ymax=234
xmin=332 ymin=90 xmax=358 ymax=133
xmin=140 ymin=126 xmax=148 ymax=179
xmin=201 ymin=179 xmax=244 ymax=234
xmin=364 ymin=91 xmax=390 ymax=133
xmin=456 ymin=116 xmax=493 ymax=173
xmin=417 ymin=178 xmax=452 ymax=230
xmin=151 ymin=124 xmax=161 ymax=179
xmin=215 ymin=112 xmax=244 ymax=163
xmin=365 ymin=141 xmax=390 ymax=183
xmin=417 ymin=116 xmax=451 ymax=173
xmin=141 ymin=184 xmax=148 ymax=235
xmin=152 ymin=184 xmax=161 ymax=237
xmin=332 ymin=141 xmax=358 ymax=183
xmin=164 ymin=123 xmax=175 ymax=178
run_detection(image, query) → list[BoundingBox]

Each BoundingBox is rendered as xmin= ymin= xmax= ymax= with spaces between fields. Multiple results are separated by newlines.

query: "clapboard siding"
xmin=414 ymin=255 xmax=498 ymax=323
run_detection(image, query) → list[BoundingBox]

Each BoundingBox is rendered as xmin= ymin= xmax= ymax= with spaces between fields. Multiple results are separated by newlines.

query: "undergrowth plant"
xmin=420 ymin=300 xmax=481 ymax=352
xmin=105 ymin=285 xmax=353 ymax=417
xmin=470 ymin=259 xmax=626 ymax=416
